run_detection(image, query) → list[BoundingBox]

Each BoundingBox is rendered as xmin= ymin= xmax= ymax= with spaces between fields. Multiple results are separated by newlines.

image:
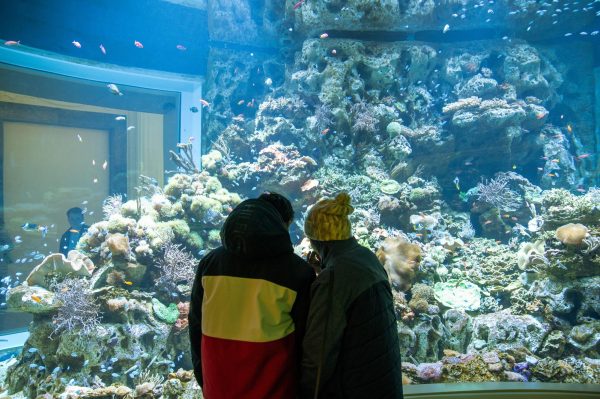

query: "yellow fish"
xmin=31 ymin=294 xmax=42 ymax=304
xmin=123 ymin=281 xmax=133 ymax=286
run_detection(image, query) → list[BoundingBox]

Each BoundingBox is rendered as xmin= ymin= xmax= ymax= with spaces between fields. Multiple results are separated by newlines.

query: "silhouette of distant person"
xmin=59 ymin=207 xmax=89 ymax=256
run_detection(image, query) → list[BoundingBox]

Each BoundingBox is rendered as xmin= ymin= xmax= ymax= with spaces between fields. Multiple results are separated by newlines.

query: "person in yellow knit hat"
xmin=300 ymin=192 xmax=403 ymax=399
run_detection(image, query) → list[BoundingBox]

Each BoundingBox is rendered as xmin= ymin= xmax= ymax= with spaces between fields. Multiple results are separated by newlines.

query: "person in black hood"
xmin=188 ymin=192 xmax=315 ymax=399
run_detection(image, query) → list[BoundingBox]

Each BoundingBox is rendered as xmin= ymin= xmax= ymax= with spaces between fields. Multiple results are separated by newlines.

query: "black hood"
xmin=220 ymin=199 xmax=293 ymax=259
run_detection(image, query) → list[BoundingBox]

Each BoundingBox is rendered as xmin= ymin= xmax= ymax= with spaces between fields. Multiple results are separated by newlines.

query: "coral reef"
xmin=376 ymin=237 xmax=421 ymax=291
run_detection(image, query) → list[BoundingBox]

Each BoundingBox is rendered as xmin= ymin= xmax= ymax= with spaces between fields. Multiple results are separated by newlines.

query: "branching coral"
xmin=169 ymin=142 xmax=199 ymax=174
xmin=102 ymin=195 xmax=124 ymax=219
xmin=350 ymin=100 xmax=379 ymax=135
xmin=155 ymin=244 xmax=198 ymax=294
xmin=476 ymin=175 xmax=521 ymax=212
xmin=314 ymin=103 xmax=335 ymax=132
xmin=50 ymin=278 xmax=102 ymax=337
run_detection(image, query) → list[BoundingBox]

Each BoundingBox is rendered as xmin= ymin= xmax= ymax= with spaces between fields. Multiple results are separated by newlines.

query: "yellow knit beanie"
xmin=304 ymin=192 xmax=354 ymax=241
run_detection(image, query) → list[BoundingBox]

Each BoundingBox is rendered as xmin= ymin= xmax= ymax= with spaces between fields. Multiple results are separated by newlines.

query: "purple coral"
xmin=513 ymin=361 xmax=531 ymax=381
xmin=51 ymin=278 xmax=101 ymax=337
xmin=350 ymin=101 xmax=379 ymax=135
xmin=476 ymin=174 xmax=521 ymax=212
xmin=416 ymin=362 xmax=443 ymax=382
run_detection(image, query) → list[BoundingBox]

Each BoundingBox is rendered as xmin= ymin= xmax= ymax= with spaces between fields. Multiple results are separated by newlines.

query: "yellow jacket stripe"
xmin=202 ymin=275 xmax=297 ymax=342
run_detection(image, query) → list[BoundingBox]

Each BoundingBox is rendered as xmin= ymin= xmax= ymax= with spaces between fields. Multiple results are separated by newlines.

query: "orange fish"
xmin=4 ymin=40 xmax=20 ymax=46
xmin=535 ymin=112 xmax=546 ymax=119
xmin=72 ymin=40 xmax=82 ymax=48
xmin=320 ymin=33 xmax=329 ymax=39
xmin=99 ymin=44 xmax=106 ymax=55
xmin=199 ymin=99 xmax=210 ymax=108
xmin=566 ymin=124 xmax=573 ymax=133
xmin=134 ymin=40 xmax=144 ymax=48
xmin=31 ymin=295 xmax=42 ymax=304
xmin=321 ymin=128 xmax=330 ymax=135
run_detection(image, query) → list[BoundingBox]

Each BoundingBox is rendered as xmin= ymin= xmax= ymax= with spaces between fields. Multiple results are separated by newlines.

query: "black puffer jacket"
xmin=300 ymin=238 xmax=403 ymax=399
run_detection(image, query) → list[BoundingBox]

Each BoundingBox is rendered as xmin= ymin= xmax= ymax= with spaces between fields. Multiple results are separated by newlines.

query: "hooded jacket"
xmin=300 ymin=238 xmax=403 ymax=399
xmin=189 ymin=199 xmax=314 ymax=399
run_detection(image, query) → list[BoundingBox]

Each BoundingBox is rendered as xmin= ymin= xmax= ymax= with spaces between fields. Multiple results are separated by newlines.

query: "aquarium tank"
xmin=0 ymin=0 xmax=599 ymax=398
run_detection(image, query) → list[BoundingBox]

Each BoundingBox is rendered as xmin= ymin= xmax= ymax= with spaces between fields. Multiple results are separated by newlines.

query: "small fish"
xmin=189 ymin=106 xmax=199 ymax=113
xmin=512 ymin=164 xmax=517 ymax=170
xmin=321 ymin=128 xmax=330 ymax=135
xmin=102 ymin=160 xmax=108 ymax=170
xmin=14 ymin=236 xmax=22 ymax=244
xmin=200 ymin=99 xmax=210 ymax=108
xmin=82 ymin=200 xmax=88 ymax=205
xmin=535 ymin=112 xmax=546 ymax=119
xmin=265 ymin=77 xmax=273 ymax=86
xmin=107 ymin=83 xmax=123 ymax=96
xmin=237 ymin=100 xmax=245 ymax=105
xmin=123 ymin=280 xmax=133 ymax=286
xmin=99 ymin=44 xmax=106 ymax=55
xmin=176 ymin=44 xmax=187 ymax=51
xmin=93 ymin=178 xmax=98 ymax=183
xmin=77 ymin=134 xmax=83 ymax=142
xmin=72 ymin=41 xmax=82 ymax=48
xmin=4 ymin=40 xmax=20 ymax=46
xmin=576 ymin=153 xmax=591 ymax=160
xmin=92 ymin=159 xmax=96 ymax=165
xmin=115 ymin=116 xmax=126 ymax=121
xmin=134 ymin=40 xmax=143 ymax=48
xmin=293 ymin=0 xmax=305 ymax=9
xmin=484 ymin=220 xmax=493 ymax=225
xmin=331 ymin=49 xmax=337 ymax=55
xmin=453 ymin=176 xmax=460 ymax=191
xmin=443 ymin=24 xmax=450 ymax=33
xmin=551 ymin=159 xmax=560 ymax=163
xmin=320 ymin=33 xmax=329 ymax=39
xmin=22 ymin=223 xmax=39 ymax=231
xmin=31 ymin=295 xmax=42 ymax=304
xmin=566 ymin=124 xmax=573 ymax=133
xmin=127 ymin=126 xmax=136 ymax=131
